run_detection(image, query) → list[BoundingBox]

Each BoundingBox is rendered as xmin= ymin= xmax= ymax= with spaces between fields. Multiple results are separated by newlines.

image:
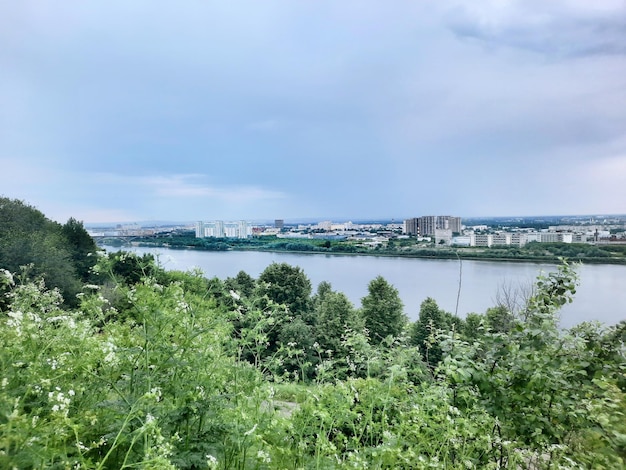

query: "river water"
xmin=103 ymin=246 xmax=626 ymax=328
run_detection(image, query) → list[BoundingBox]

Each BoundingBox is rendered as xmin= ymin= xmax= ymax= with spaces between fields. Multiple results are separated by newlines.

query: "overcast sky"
xmin=1 ymin=1 xmax=625 ymax=224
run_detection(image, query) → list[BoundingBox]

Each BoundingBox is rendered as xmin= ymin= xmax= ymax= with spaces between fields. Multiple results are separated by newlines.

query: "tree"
xmin=312 ymin=281 xmax=333 ymax=309
xmin=410 ymin=297 xmax=448 ymax=367
xmin=257 ymin=263 xmax=312 ymax=318
xmin=484 ymin=305 xmax=515 ymax=334
xmin=360 ymin=276 xmax=406 ymax=345
xmin=224 ymin=270 xmax=256 ymax=298
xmin=0 ymin=198 xmax=83 ymax=306
xmin=61 ymin=217 xmax=99 ymax=282
xmin=315 ymin=291 xmax=363 ymax=357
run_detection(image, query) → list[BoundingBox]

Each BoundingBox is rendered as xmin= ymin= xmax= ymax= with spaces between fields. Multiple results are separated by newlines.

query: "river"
xmin=103 ymin=246 xmax=626 ymax=328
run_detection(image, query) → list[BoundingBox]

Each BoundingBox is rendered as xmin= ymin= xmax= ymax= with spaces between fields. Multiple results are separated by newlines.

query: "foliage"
xmin=438 ymin=261 xmax=626 ymax=468
xmin=1 ymin=198 xmax=625 ymax=469
xmin=410 ymin=297 xmax=463 ymax=369
xmin=257 ymin=263 xmax=312 ymax=318
xmin=131 ymin=231 xmax=626 ymax=264
xmin=0 ymin=265 xmax=277 ymax=469
xmin=314 ymin=291 xmax=364 ymax=375
xmin=0 ymin=197 xmax=99 ymax=307
xmin=61 ymin=217 xmax=99 ymax=282
xmin=360 ymin=276 xmax=406 ymax=345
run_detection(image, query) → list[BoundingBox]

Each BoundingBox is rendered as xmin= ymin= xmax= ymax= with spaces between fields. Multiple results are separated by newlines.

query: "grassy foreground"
xmin=1 ymin=255 xmax=625 ymax=469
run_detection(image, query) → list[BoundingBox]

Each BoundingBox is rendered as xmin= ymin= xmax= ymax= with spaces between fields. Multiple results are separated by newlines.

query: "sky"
xmin=1 ymin=0 xmax=625 ymax=224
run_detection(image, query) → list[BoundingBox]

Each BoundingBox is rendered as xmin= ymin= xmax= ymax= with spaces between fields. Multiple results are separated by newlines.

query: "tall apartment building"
xmin=418 ymin=216 xmax=462 ymax=236
xmin=448 ymin=217 xmax=462 ymax=234
xmin=213 ymin=220 xmax=225 ymax=238
xmin=403 ymin=218 xmax=419 ymax=235
xmin=418 ymin=216 xmax=437 ymax=236
xmin=238 ymin=220 xmax=250 ymax=239
xmin=195 ymin=220 xmax=250 ymax=239
xmin=195 ymin=221 xmax=205 ymax=238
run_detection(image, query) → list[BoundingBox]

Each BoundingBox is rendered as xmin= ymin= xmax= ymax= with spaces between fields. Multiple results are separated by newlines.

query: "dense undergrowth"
xmin=1 ymin=200 xmax=625 ymax=469
xmin=1 ymin=254 xmax=625 ymax=469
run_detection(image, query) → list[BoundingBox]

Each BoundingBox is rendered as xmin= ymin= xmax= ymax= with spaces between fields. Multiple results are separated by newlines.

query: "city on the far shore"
xmin=88 ymin=214 xmax=626 ymax=248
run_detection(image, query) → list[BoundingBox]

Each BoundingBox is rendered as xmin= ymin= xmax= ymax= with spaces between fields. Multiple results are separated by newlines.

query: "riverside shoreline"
xmin=106 ymin=240 xmax=626 ymax=266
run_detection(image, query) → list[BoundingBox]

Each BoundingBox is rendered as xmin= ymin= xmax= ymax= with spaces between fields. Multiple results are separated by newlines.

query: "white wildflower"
xmin=256 ymin=449 xmax=271 ymax=464
xmin=76 ymin=441 xmax=89 ymax=452
xmin=48 ymin=388 xmax=72 ymax=416
xmin=149 ymin=387 xmax=162 ymax=402
xmin=102 ymin=341 xmax=118 ymax=365
xmin=0 ymin=268 xmax=14 ymax=286
xmin=206 ymin=454 xmax=218 ymax=469
xmin=229 ymin=290 xmax=241 ymax=301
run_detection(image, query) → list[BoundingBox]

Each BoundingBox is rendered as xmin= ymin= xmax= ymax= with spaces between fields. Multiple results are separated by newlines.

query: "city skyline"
xmin=1 ymin=1 xmax=625 ymax=224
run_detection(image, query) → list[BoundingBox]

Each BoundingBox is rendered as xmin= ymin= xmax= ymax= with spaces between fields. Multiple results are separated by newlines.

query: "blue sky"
xmin=1 ymin=1 xmax=625 ymax=223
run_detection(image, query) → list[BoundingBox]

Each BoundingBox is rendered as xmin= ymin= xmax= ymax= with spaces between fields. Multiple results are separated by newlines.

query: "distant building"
xmin=238 ymin=220 xmax=250 ymax=239
xmin=418 ymin=215 xmax=461 ymax=236
xmin=511 ymin=233 xmax=528 ymax=247
xmin=195 ymin=220 xmax=250 ymax=239
xmin=274 ymin=219 xmax=284 ymax=229
xmin=213 ymin=220 xmax=225 ymax=238
xmin=195 ymin=221 xmax=205 ymax=238
xmin=448 ymin=217 xmax=462 ymax=234
xmin=435 ymin=229 xmax=453 ymax=245
xmin=418 ymin=216 xmax=437 ymax=236
xmin=403 ymin=218 xmax=419 ymax=235
xmin=474 ymin=234 xmax=493 ymax=247
xmin=492 ymin=233 xmax=512 ymax=246
xmin=452 ymin=235 xmax=474 ymax=246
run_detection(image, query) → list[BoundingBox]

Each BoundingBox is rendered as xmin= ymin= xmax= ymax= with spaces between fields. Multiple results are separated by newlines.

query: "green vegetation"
xmin=0 ymin=198 xmax=98 ymax=307
xmin=127 ymin=232 xmax=626 ymax=264
xmin=2 ymin=199 xmax=626 ymax=468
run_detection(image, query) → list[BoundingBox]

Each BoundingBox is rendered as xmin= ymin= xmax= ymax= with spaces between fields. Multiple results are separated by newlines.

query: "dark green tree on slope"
xmin=0 ymin=197 xmax=97 ymax=307
xmin=360 ymin=275 xmax=406 ymax=345
xmin=257 ymin=262 xmax=312 ymax=317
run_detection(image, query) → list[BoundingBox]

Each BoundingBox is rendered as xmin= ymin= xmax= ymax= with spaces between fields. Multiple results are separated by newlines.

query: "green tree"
xmin=311 ymin=281 xmax=333 ymax=309
xmin=360 ymin=276 xmax=406 ymax=345
xmin=410 ymin=297 xmax=448 ymax=368
xmin=257 ymin=263 xmax=312 ymax=318
xmin=315 ymin=291 xmax=363 ymax=358
xmin=484 ymin=305 xmax=515 ymax=334
xmin=0 ymin=198 xmax=83 ymax=306
xmin=224 ymin=270 xmax=256 ymax=299
xmin=61 ymin=217 xmax=99 ymax=282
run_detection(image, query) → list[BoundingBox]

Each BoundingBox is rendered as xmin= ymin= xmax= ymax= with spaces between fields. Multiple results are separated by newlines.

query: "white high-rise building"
xmin=238 ymin=220 xmax=250 ymax=239
xmin=195 ymin=221 xmax=205 ymax=238
xmin=214 ymin=220 xmax=225 ymax=238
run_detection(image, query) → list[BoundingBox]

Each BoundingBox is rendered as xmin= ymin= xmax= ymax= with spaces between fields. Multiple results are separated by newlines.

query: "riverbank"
xmin=99 ymin=244 xmax=626 ymax=328
xmin=105 ymin=237 xmax=626 ymax=266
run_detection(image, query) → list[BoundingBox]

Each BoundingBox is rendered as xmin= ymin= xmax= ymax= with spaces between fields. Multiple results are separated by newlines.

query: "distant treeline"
xmin=124 ymin=232 xmax=626 ymax=264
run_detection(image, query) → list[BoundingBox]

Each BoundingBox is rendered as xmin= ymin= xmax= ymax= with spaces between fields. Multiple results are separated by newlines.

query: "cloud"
xmin=96 ymin=173 xmax=287 ymax=203
xmin=446 ymin=0 xmax=626 ymax=57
